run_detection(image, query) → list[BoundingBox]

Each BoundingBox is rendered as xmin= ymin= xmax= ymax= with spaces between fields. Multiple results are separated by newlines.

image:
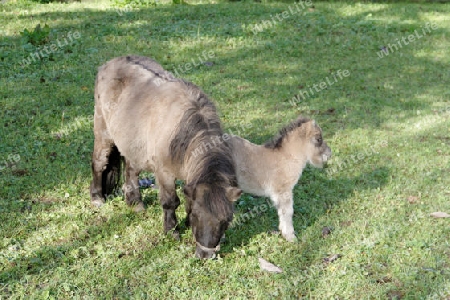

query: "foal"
xmin=229 ymin=117 xmax=331 ymax=241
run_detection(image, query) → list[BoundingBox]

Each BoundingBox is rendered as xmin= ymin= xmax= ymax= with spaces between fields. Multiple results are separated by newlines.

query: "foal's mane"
xmin=264 ymin=117 xmax=311 ymax=149
xmin=169 ymin=81 xmax=236 ymax=220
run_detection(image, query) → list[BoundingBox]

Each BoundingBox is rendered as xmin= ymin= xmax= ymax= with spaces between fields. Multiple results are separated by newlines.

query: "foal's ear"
xmin=226 ymin=187 xmax=242 ymax=202
xmin=183 ymin=184 xmax=196 ymax=200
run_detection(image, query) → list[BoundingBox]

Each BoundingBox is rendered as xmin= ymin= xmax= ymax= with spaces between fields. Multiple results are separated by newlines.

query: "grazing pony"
xmin=90 ymin=56 xmax=241 ymax=258
xmin=229 ymin=117 xmax=331 ymax=241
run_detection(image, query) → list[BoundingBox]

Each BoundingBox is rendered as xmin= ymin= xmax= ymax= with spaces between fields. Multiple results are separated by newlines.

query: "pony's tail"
xmin=102 ymin=145 xmax=122 ymax=197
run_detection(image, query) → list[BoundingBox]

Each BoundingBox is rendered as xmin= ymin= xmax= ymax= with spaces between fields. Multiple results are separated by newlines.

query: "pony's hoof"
xmin=132 ymin=202 xmax=146 ymax=213
xmin=165 ymin=229 xmax=180 ymax=241
xmin=91 ymin=198 xmax=105 ymax=208
xmin=171 ymin=231 xmax=180 ymax=241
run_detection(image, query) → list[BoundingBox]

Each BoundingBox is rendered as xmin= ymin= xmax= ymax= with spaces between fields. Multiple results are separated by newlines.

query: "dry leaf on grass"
xmin=258 ymin=258 xmax=283 ymax=273
xmin=322 ymin=226 xmax=332 ymax=238
xmin=323 ymin=254 xmax=342 ymax=264
xmin=430 ymin=212 xmax=450 ymax=218
xmin=407 ymin=196 xmax=419 ymax=204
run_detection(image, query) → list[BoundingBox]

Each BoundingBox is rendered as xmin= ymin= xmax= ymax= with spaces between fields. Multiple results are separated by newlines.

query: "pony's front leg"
xmin=156 ymin=173 xmax=180 ymax=239
xmin=123 ymin=158 xmax=145 ymax=212
xmin=272 ymin=191 xmax=296 ymax=242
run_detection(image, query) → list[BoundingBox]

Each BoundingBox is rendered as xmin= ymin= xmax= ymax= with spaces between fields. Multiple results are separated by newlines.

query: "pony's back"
xmin=94 ymin=56 xmax=199 ymax=171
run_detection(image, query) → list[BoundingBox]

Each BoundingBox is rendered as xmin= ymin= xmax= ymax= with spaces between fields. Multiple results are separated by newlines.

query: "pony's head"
xmin=184 ymin=184 xmax=241 ymax=258
xmin=168 ymin=81 xmax=242 ymax=258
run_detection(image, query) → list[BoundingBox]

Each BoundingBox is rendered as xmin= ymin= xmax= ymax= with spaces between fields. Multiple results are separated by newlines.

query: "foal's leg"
xmin=156 ymin=171 xmax=180 ymax=238
xmin=123 ymin=158 xmax=145 ymax=212
xmin=271 ymin=191 xmax=296 ymax=242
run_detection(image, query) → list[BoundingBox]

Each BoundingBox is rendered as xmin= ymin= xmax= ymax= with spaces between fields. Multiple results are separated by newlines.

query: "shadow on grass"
xmin=0 ymin=209 xmax=169 ymax=286
xmin=222 ymin=166 xmax=390 ymax=253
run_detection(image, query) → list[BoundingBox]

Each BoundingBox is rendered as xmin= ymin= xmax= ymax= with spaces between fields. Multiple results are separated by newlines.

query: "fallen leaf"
xmin=407 ymin=196 xmax=419 ymax=204
xmin=322 ymin=226 xmax=332 ymax=238
xmin=326 ymin=108 xmax=336 ymax=114
xmin=258 ymin=258 xmax=282 ymax=273
xmin=323 ymin=254 xmax=341 ymax=264
xmin=430 ymin=212 xmax=450 ymax=218
xmin=340 ymin=220 xmax=352 ymax=227
xmin=12 ymin=169 xmax=28 ymax=176
xmin=376 ymin=276 xmax=393 ymax=284
xmin=387 ymin=290 xmax=404 ymax=300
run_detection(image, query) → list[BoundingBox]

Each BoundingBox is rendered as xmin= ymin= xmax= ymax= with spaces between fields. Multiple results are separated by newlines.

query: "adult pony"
xmin=90 ymin=56 xmax=241 ymax=258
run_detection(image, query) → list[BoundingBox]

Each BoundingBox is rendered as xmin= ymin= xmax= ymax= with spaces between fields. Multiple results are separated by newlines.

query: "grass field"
xmin=1 ymin=0 xmax=449 ymax=298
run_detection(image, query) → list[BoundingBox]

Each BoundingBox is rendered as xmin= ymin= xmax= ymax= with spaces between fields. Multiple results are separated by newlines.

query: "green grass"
xmin=1 ymin=0 xmax=449 ymax=298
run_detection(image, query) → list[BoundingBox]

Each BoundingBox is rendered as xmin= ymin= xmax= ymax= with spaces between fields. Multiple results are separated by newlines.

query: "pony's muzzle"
xmin=195 ymin=242 xmax=220 ymax=259
xmin=322 ymin=145 xmax=332 ymax=163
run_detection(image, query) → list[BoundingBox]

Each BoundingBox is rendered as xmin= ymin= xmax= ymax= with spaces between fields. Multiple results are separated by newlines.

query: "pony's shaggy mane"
xmin=169 ymin=81 xmax=236 ymax=220
xmin=264 ymin=117 xmax=311 ymax=149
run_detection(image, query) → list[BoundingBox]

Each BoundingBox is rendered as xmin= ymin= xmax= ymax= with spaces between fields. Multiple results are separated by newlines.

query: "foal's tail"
xmin=102 ymin=145 xmax=122 ymax=197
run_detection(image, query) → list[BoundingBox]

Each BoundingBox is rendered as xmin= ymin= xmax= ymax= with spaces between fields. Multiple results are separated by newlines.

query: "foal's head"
xmin=290 ymin=119 xmax=331 ymax=168
xmin=265 ymin=117 xmax=332 ymax=168
xmin=184 ymin=184 xmax=241 ymax=258
xmin=300 ymin=120 xmax=332 ymax=168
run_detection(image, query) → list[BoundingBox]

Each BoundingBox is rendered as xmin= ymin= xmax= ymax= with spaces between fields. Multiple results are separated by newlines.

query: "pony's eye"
xmin=316 ymin=136 xmax=323 ymax=145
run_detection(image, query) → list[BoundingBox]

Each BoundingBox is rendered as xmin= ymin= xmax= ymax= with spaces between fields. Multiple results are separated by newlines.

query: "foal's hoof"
xmin=91 ymin=198 xmax=105 ymax=208
xmin=282 ymin=232 xmax=297 ymax=242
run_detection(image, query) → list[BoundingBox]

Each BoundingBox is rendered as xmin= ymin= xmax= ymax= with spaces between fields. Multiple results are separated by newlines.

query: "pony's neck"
xmin=185 ymin=146 xmax=235 ymax=187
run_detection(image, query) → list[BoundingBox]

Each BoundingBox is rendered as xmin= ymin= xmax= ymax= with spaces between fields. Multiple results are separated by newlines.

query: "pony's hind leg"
xmin=90 ymin=141 xmax=120 ymax=207
xmin=156 ymin=171 xmax=180 ymax=239
xmin=123 ymin=158 xmax=145 ymax=212
xmin=103 ymin=145 xmax=121 ymax=196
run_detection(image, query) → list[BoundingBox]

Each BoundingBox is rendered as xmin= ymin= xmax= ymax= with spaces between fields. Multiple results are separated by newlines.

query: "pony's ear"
xmin=183 ymin=184 xmax=196 ymax=200
xmin=226 ymin=187 xmax=242 ymax=202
